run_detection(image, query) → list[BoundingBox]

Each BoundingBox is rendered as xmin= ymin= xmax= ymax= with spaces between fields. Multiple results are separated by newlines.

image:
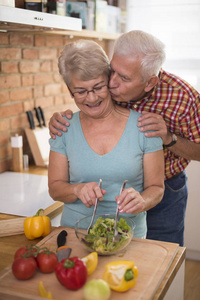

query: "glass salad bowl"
xmin=74 ymin=214 xmax=135 ymax=256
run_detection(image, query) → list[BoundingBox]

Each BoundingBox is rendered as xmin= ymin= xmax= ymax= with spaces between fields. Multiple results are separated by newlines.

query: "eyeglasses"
xmin=71 ymin=84 xmax=108 ymax=100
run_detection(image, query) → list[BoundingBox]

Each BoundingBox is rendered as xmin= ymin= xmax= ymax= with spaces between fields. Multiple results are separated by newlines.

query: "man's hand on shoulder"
xmin=49 ymin=109 xmax=73 ymax=139
xmin=137 ymin=111 xmax=169 ymax=143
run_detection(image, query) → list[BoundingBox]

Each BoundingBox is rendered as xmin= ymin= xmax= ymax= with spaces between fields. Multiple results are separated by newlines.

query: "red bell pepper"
xmin=55 ymin=256 xmax=87 ymax=290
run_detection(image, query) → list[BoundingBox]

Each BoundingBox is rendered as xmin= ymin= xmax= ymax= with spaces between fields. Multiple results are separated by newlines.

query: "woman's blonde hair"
xmin=58 ymin=40 xmax=110 ymax=86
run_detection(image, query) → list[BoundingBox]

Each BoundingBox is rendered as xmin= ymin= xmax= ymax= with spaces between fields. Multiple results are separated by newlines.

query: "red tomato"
xmin=36 ymin=251 xmax=58 ymax=273
xmin=14 ymin=245 xmax=38 ymax=260
xmin=12 ymin=257 xmax=37 ymax=280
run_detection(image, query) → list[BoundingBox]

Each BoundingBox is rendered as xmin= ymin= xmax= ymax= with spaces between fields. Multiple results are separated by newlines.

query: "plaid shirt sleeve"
xmin=179 ymin=92 xmax=200 ymax=143
xmin=164 ymin=74 xmax=200 ymax=142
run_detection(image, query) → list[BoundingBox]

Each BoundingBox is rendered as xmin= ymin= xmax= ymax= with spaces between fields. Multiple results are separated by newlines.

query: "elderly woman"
xmin=48 ymin=40 xmax=164 ymax=238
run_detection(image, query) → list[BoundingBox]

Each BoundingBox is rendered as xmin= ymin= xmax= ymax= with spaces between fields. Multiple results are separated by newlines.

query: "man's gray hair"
xmin=114 ymin=30 xmax=166 ymax=81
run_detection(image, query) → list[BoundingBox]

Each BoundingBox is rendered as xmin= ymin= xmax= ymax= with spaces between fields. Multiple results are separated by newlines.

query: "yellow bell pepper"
xmin=38 ymin=281 xmax=52 ymax=299
xmin=103 ymin=260 xmax=138 ymax=292
xmin=81 ymin=252 xmax=98 ymax=275
xmin=24 ymin=209 xmax=51 ymax=240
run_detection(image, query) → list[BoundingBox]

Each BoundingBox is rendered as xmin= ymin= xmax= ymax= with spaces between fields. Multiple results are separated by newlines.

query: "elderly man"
xmin=49 ymin=30 xmax=200 ymax=246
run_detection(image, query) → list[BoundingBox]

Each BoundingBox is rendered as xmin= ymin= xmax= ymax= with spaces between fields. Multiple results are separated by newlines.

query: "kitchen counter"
xmin=0 ymin=166 xmax=50 ymax=217
xmin=0 ymin=166 xmax=63 ymax=237
xmin=0 ymin=171 xmax=56 ymax=217
xmin=0 ymin=167 xmax=186 ymax=299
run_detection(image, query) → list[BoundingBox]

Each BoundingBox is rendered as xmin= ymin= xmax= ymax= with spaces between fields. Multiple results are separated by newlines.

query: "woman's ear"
xmin=144 ymin=75 xmax=159 ymax=92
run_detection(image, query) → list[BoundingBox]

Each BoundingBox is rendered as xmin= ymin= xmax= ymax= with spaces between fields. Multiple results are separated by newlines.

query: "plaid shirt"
xmin=116 ymin=69 xmax=200 ymax=180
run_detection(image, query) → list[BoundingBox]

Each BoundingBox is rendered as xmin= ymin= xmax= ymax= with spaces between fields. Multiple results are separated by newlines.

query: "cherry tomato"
xmin=12 ymin=257 xmax=37 ymax=280
xmin=14 ymin=245 xmax=38 ymax=260
xmin=36 ymin=251 xmax=58 ymax=273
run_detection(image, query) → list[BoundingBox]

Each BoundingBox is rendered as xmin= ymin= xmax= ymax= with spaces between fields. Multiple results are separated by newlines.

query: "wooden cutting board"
xmin=0 ymin=227 xmax=179 ymax=300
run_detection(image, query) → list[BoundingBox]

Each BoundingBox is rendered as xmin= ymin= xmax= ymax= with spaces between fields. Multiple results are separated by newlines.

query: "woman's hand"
xmin=75 ymin=182 xmax=106 ymax=208
xmin=49 ymin=110 xmax=74 ymax=139
xmin=116 ymin=188 xmax=145 ymax=214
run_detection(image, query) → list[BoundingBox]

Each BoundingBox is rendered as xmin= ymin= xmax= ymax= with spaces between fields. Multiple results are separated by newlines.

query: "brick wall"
xmin=0 ymin=32 xmax=108 ymax=173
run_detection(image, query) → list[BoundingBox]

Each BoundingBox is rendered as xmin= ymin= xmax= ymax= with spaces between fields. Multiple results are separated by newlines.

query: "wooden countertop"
xmin=0 ymin=166 xmax=186 ymax=299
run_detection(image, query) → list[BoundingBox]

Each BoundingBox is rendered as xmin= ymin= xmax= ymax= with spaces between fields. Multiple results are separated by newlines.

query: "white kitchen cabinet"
xmin=184 ymin=161 xmax=200 ymax=260
xmin=163 ymin=260 xmax=185 ymax=300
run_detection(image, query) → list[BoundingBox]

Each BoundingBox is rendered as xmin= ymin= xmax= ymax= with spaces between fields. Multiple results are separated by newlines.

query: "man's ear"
xmin=144 ymin=75 xmax=159 ymax=92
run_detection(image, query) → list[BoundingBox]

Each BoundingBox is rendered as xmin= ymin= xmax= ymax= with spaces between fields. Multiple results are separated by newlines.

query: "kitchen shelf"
xmin=0 ymin=5 xmax=120 ymax=41
xmin=34 ymin=29 xmax=120 ymax=41
xmin=0 ymin=24 xmax=120 ymax=41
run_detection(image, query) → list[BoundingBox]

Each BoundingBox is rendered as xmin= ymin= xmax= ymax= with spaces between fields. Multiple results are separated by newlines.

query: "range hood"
xmin=0 ymin=5 xmax=82 ymax=32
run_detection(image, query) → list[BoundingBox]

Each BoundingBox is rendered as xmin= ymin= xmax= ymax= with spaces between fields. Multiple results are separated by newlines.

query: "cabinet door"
xmin=185 ymin=161 xmax=200 ymax=259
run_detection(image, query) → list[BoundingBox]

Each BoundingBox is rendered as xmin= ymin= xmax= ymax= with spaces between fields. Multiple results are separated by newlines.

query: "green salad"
xmin=82 ymin=217 xmax=132 ymax=254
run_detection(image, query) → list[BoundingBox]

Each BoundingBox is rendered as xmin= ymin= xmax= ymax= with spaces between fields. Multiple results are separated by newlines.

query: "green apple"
xmin=83 ymin=279 xmax=111 ymax=300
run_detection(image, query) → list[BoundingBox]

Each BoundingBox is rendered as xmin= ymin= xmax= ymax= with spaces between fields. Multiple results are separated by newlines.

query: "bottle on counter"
xmin=23 ymin=154 xmax=29 ymax=170
xmin=11 ymin=134 xmax=23 ymax=172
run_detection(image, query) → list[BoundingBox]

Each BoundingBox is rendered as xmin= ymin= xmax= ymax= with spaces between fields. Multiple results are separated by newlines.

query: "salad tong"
xmin=113 ymin=180 xmax=128 ymax=242
xmin=87 ymin=178 xmax=102 ymax=234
